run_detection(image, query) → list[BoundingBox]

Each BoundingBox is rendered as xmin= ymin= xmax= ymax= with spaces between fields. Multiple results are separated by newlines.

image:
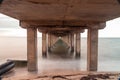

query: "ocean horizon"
xmin=0 ymin=37 xmax=120 ymax=72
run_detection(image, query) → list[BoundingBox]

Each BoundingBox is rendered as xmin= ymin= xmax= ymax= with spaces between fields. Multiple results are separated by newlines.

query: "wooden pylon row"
xmin=42 ymin=33 xmax=81 ymax=59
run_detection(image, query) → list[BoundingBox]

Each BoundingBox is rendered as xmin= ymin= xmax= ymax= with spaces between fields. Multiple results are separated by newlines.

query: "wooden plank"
xmin=27 ymin=27 xmax=37 ymax=71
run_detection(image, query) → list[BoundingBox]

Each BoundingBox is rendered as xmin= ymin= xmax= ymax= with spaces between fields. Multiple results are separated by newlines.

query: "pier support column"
xmin=68 ymin=34 xmax=71 ymax=47
xmin=87 ymin=28 xmax=98 ymax=71
xmin=42 ymin=33 xmax=47 ymax=58
xmin=71 ymin=34 xmax=74 ymax=53
xmin=50 ymin=35 xmax=55 ymax=46
xmin=75 ymin=33 xmax=81 ymax=59
xmin=48 ymin=33 xmax=51 ymax=52
xmin=27 ymin=27 xmax=37 ymax=71
xmin=63 ymin=35 xmax=69 ymax=46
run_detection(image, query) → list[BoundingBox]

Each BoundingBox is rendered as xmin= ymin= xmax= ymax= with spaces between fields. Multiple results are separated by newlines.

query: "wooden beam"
xmin=27 ymin=27 xmax=37 ymax=71
xmin=20 ymin=20 xmax=105 ymax=29
xmin=87 ymin=28 xmax=98 ymax=71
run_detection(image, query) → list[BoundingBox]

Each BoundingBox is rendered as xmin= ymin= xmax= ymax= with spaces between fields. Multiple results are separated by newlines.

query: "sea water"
xmin=0 ymin=37 xmax=120 ymax=71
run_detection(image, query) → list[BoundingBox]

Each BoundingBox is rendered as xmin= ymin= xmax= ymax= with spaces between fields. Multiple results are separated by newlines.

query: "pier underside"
xmin=0 ymin=0 xmax=120 ymax=72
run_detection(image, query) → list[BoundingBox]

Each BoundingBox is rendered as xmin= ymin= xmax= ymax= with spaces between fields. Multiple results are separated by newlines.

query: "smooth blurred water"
xmin=98 ymin=38 xmax=120 ymax=71
xmin=0 ymin=37 xmax=120 ymax=71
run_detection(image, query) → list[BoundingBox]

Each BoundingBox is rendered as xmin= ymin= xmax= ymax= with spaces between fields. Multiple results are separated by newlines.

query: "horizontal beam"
xmin=0 ymin=0 xmax=120 ymax=22
xmin=20 ymin=20 xmax=105 ymax=29
xmin=38 ymin=28 xmax=85 ymax=34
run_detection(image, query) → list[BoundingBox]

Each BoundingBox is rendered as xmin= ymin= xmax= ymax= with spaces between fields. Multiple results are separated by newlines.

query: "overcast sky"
xmin=0 ymin=13 xmax=120 ymax=37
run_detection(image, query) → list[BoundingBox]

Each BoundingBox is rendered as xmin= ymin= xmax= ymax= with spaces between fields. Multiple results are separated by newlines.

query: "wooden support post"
xmin=27 ymin=27 xmax=37 ymax=71
xmin=68 ymin=34 xmax=71 ymax=47
xmin=87 ymin=28 xmax=98 ymax=71
xmin=63 ymin=35 xmax=69 ymax=46
xmin=48 ymin=33 xmax=51 ymax=52
xmin=75 ymin=33 xmax=81 ymax=59
xmin=50 ymin=35 xmax=55 ymax=46
xmin=53 ymin=35 xmax=57 ymax=43
xmin=42 ymin=33 xmax=47 ymax=58
xmin=69 ymin=34 xmax=72 ymax=49
xmin=68 ymin=34 xmax=71 ymax=49
xmin=71 ymin=34 xmax=74 ymax=53
xmin=50 ymin=34 xmax=53 ymax=46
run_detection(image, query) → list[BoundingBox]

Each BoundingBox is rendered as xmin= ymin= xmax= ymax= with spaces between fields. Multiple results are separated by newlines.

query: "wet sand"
xmin=1 ymin=59 xmax=120 ymax=80
xmin=2 ymin=67 xmax=120 ymax=80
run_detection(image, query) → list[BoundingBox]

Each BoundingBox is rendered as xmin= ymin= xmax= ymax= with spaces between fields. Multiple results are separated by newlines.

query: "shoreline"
xmin=2 ymin=67 xmax=120 ymax=80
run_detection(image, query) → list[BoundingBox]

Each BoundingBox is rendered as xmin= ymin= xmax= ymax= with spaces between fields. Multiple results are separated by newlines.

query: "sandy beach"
xmin=2 ymin=67 xmax=120 ymax=80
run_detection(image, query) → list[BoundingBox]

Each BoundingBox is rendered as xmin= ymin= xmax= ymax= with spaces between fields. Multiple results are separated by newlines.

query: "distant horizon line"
xmin=0 ymin=36 xmax=120 ymax=38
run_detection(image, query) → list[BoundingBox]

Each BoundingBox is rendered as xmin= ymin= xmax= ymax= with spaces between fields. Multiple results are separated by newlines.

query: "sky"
xmin=0 ymin=13 xmax=120 ymax=37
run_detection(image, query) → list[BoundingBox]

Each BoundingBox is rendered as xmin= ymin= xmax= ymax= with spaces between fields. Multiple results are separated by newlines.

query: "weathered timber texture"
xmin=62 ymin=35 xmax=69 ymax=46
xmin=68 ymin=34 xmax=72 ymax=48
xmin=27 ymin=27 xmax=37 ymax=71
xmin=87 ymin=28 xmax=98 ymax=71
xmin=0 ymin=0 xmax=120 ymax=22
xmin=75 ymin=33 xmax=81 ymax=59
xmin=71 ymin=33 xmax=74 ymax=52
xmin=42 ymin=33 xmax=47 ymax=58
xmin=21 ymin=21 xmax=106 ymax=29
xmin=48 ymin=33 xmax=51 ymax=49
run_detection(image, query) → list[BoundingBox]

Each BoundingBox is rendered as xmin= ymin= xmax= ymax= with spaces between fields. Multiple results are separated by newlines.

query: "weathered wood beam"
xmin=20 ymin=20 xmax=105 ymax=29
xmin=20 ymin=0 xmax=118 ymax=5
xmin=38 ymin=27 xmax=85 ymax=36
xmin=87 ymin=28 xmax=98 ymax=71
xmin=27 ymin=27 xmax=37 ymax=71
xmin=1 ymin=0 xmax=120 ymax=22
xmin=87 ymin=22 xmax=106 ymax=29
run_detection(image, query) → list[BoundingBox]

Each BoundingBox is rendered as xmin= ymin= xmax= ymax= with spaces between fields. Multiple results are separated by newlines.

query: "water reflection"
xmin=38 ymin=38 xmax=87 ymax=72
xmin=38 ymin=54 xmax=87 ymax=72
